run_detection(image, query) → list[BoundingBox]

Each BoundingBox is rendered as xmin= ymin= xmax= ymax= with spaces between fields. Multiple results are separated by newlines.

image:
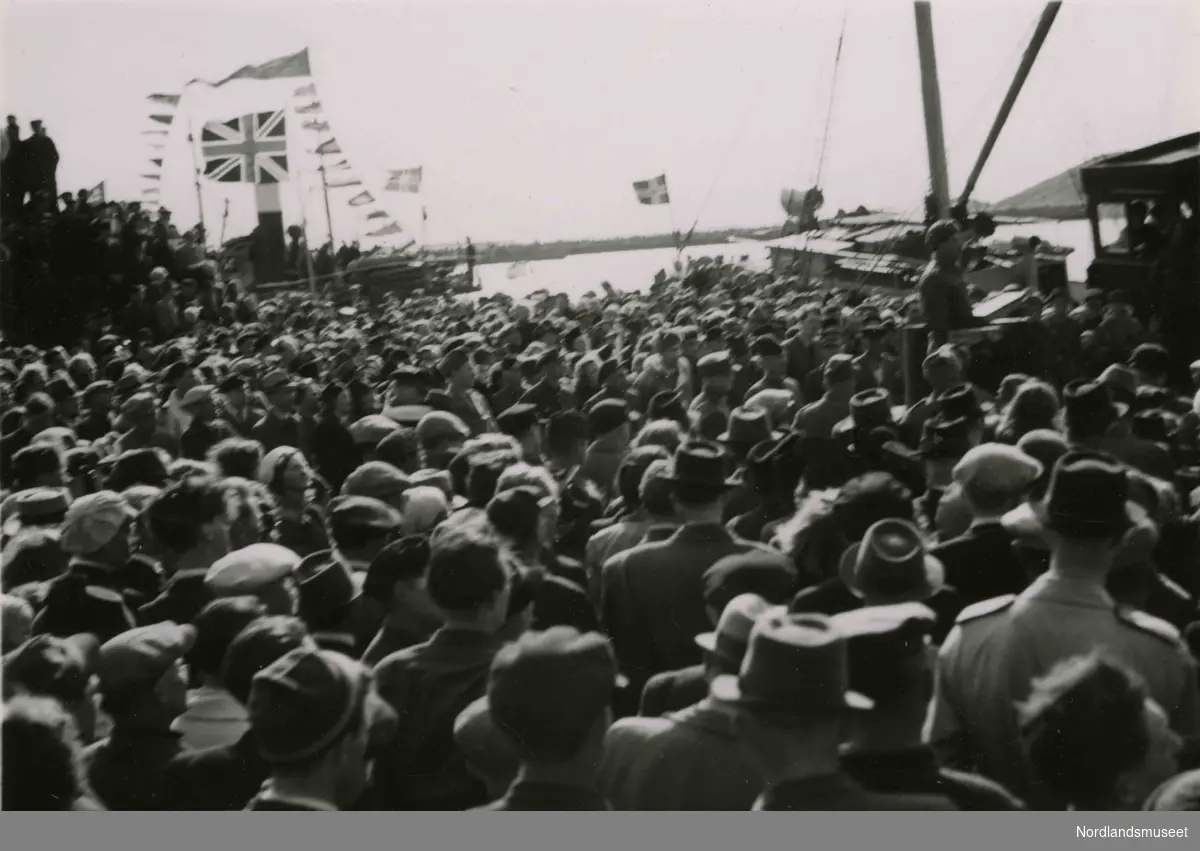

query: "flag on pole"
xmin=366 ymin=210 xmax=389 ymax=220
xmin=294 ymin=82 xmax=318 ymax=98
xmin=349 ymin=191 xmax=374 ymax=207
xmin=326 ymin=176 xmax=362 ymax=189
xmin=149 ymin=114 xmax=175 ymax=125
xmin=329 ymin=159 xmax=351 ymax=171
xmin=303 ymin=120 xmax=330 ymax=132
xmin=149 ymin=159 xmax=163 ymax=167
xmin=384 ymin=167 xmax=422 ymax=193
xmin=140 ymin=174 xmax=162 ymax=180
xmin=190 ymin=48 xmax=311 ymax=88
xmin=296 ymin=101 xmax=323 ymax=115
xmin=141 ymin=129 xmax=169 ymax=135
xmin=89 ymin=182 xmax=106 ymax=203
xmin=316 ymin=138 xmax=341 ymax=156
xmin=368 ymin=222 xmax=403 ymax=237
xmin=142 ymin=187 xmax=160 ymax=195
xmin=200 ymin=110 xmax=289 ymax=184
xmin=633 ymin=174 xmax=670 ymax=205
xmin=147 ymin=93 xmax=181 ymax=106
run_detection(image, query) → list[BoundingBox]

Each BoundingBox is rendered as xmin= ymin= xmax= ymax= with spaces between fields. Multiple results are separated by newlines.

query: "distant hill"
xmin=460 ymin=226 xmax=782 ymax=264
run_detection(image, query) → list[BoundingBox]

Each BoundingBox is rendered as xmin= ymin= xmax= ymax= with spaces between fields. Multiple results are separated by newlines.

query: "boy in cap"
xmin=251 ymin=370 xmax=301 ymax=453
xmin=833 ymin=603 xmax=1022 ymax=809
xmin=478 ymin=628 xmax=621 ymax=810
xmin=721 ymin=612 xmax=954 ymax=810
xmin=84 ymin=622 xmax=195 ymax=810
xmin=600 ymin=594 xmax=774 ymax=810
xmin=179 ymin=384 xmax=234 ymax=461
xmin=930 ymin=443 xmax=1042 ymax=607
xmin=205 ymin=543 xmax=300 ymax=617
xmin=415 ymin=410 xmax=472 ymax=471
xmin=246 ymin=647 xmax=393 ymax=810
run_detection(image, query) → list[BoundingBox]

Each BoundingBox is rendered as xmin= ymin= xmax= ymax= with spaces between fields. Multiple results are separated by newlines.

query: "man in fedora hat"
xmin=600 ymin=440 xmax=778 ymax=704
xmin=720 ymin=612 xmax=954 ymax=810
xmin=793 ymin=354 xmax=856 ymax=440
xmin=897 ymin=345 xmax=964 ymax=447
xmin=833 ymin=603 xmax=1023 ymax=809
xmin=1062 ymin=380 xmax=1174 ymax=483
xmin=927 ymin=452 xmax=1200 ymax=805
xmin=717 ymin=407 xmax=780 ymax=467
xmin=599 ymin=594 xmax=775 ymax=810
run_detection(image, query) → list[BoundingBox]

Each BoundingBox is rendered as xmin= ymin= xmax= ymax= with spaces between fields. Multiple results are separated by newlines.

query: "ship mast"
xmin=914 ymin=1 xmax=952 ymax=221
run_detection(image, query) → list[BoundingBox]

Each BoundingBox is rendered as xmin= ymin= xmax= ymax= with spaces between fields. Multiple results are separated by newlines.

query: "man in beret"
xmin=477 ymin=628 xmax=621 ymax=810
xmin=579 ymin=399 xmax=631 ymax=499
xmin=361 ymin=536 xmax=444 ymax=667
xmin=84 ymin=623 xmax=195 ymax=810
xmin=439 ymin=348 xmax=495 ymax=436
xmin=33 ymin=491 xmax=139 ymax=643
xmin=251 ymin=370 xmax=301 ymax=453
xmin=584 ymin=359 xmax=632 ymax=411
xmin=919 ymin=220 xmax=979 ymax=350
xmin=246 ymin=647 xmax=394 ymax=811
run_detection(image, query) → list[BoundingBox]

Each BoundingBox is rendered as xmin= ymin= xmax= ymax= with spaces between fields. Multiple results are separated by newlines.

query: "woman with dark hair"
xmin=2 ymin=695 xmax=103 ymax=810
xmin=103 ymin=447 xmax=170 ymax=492
xmin=257 ymin=446 xmax=329 ymax=557
xmin=311 ymin=380 xmax=359 ymax=494
xmin=995 ymin=380 xmax=1060 ymax=445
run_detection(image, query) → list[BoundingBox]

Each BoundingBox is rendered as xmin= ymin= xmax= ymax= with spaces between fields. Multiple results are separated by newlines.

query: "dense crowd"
xmin=3 ymin=126 xmax=1200 ymax=810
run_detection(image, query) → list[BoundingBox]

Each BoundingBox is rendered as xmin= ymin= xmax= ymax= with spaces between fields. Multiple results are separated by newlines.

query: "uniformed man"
xmin=746 ymin=335 xmax=801 ymax=400
xmin=925 ymin=452 xmax=1200 ymax=806
xmin=688 ymin=351 xmax=733 ymax=441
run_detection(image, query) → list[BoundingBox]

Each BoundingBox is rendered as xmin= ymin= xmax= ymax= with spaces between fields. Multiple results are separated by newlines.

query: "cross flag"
xmin=201 ymin=110 xmax=289 ymax=184
xmin=634 ymin=174 xmax=670 ymax=205
xmin=385 ymin=167 xmax=422 ymax=193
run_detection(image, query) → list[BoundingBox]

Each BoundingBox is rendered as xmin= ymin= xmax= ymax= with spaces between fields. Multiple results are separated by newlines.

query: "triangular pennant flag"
xmin=368 ymin=222 xmax=403 ymax=237
xmin=348 ymin=190 xmax=374 ymax=207
xmin=296 ymin=101 xmax=322 ymax=115
xmin=303 ymin=120 xmax=330 ymax=132
xmin=150 ymin=159 xmax=163 ymax=167
xmin=141 ymin=129 xmax=169 ymax=135
xmin=149 ymin=114 xmax=175 ymax=125
xmin=384 ymin=167 xmax=422 ymax=193
xmin=89 ymin=182 xmax=106 ymax=204
xmin=366 ymin=210 xmax=389 ymax=220
xmin=294 ymin=82 xmax=318 ymax=98
xmin=326 ymin=177 xmax=362 ymax=189
xmin=191 ymin=48 xmax=311 ymax=88
xmin=140 ymin=174 xmax=162 ymax=180
xmin=316 ymin=138 xmax=341 ymax=155
xmin=142 ymin=187 xmax=161 ymax=195
xmin=146 ymin=93 xmax=181 ymax=106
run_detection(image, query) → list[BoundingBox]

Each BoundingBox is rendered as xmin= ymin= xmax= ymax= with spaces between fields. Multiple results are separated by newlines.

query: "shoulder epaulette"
xmin=955 ymin=594 xmax=1015 ymax=624
xmin=1115 ymin=606 xmax=1183 ymax=645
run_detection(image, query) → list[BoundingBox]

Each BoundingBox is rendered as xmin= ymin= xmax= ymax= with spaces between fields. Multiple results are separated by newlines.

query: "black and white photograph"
xmin=1 ymin=0 xmax=1199 ymax=831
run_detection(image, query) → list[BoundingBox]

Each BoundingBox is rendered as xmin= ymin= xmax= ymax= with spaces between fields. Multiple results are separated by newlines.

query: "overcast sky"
xmin=3 ymin=0 xmax=1197 ymax=244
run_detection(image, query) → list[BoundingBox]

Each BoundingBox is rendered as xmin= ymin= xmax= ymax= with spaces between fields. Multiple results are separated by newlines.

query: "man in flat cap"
xmin=251 ymin=370 xmax=301 ymax=453
xmin=246 ymin=647 xmax=394 ymax=810
xmin=215 ymin=373 xmax=260 ymax=437
xmin=688 ymin=350 xmax=733 ymax=442
xmin=84 ymin=623 xmax=196 ymax=810
xmin=495 ymin=403 xmax=543 ymax=465
xmin=475 ymin=628 xmax=621 ymax=810
xmin=205 ymin=543 xmax=300 ymax=617
xmin=519 ymin=348 xmax=572 ymax=421
xmin=113 ymin=392 xmax=178 ymax=457
xmin=416 ymin=410 xmax=472 ymax=471
xmin=439 ymin=349 xmax=495 ymax=436
xmin=179 ymin=384 xmax=234 ymax=461
xmin=747 ymin=334 xmax=801 ymax=401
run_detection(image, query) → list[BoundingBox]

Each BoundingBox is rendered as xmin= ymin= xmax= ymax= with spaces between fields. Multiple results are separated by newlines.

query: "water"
xmin=472 ymin=220 xmax=1097 ymax=302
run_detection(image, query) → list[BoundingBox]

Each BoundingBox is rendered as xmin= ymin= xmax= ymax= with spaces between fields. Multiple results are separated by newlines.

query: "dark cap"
xmin=751 ymin=335 xmax=784 ymax=358
xmin=390 ymin=366 xmax=429 ymax=386
xmin=496 ymin=403 xmax=540 ymax=437
xmin=919 ymin=415 xmax=974 ymax=460
xmin=439 ymin=348 xmax=470 ymax=377
xmin=217 ymin=373 xmax=246 ymax=393
xmin=823 ymin=353 xmax=855 ymax=384
xmin=588 ymin=399 xmax=629 ymax=437
xmin=295 ymin=552 xmax=362 ymax=624
xmin=830 ymin=602 xmax=936 ymax=698
xmin=329 ymin=495 xmax=403 ymax=534
xmin=1040 ymin=451 xmax=1143 ymax=539
xmin=938 ymin=384 xmax=982 ymax=422
xmin=703 ymin=550 xmax=796 ymax=614
xmin=696 ymin=351 xmax=732 ymax=379
xmin=488 ymin=627 xmax=623 ymax=761
xmin=925 ymin=220 xmax=959 ymax=250
xmin=1130 ymin=343 xmax=1170 ymax=376
xmin=363 ymin=536 xmax=432 ymax=601
xmin=98 ymin=622 xmax=196 ymax=696
xmin=3 ymin=633 xmax=100 ymax=703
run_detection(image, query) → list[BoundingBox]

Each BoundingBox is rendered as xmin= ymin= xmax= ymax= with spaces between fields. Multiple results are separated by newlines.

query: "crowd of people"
xmin=2 ymin=123 xmax=1200 ymax=810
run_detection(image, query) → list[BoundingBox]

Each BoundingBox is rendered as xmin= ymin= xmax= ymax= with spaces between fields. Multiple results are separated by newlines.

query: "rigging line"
xmin=813 ymin=3 xmax=850 ymax=191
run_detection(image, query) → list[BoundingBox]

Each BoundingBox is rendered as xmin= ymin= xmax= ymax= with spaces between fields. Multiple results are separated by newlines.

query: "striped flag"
xmin=149 ymin=114 xmax=175 ymax=125
xmin=141 ymin=129 xmax=169 ymax=135
xmin=303 ymin=120 xmax=330 ymax=132
xmin=201 ymin=110 xmax=289 ymax=184
xmin=316 ymin=138 xmax=341 ymax=156
xmin=633 ymin=174 xmax=670 ymax=205
xmin=366 ymin=210 xmax=389 ymax=220
xmin=349 ymin=190 xmax=374 ymax=207
xmin=296 ymin=101 xmax=322 ymax=114
xmin=329 ymin=159 xmax=351 ymax=171
xmin=384 ymin=167 xmax=422 ymax=193
xmin=140 ymin=174 xmax=162 ymax=181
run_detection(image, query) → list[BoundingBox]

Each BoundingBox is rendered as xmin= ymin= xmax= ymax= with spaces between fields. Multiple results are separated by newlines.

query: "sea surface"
xmin=471 ymin=220 xmax=1097 ymax=302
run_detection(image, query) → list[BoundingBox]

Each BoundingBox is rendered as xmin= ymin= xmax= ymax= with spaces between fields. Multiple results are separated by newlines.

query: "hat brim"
xmin=1026 ymin=496 xmax=1148 ymax=540
xmin=710 ymin=674 xmax=873 ymax=713
xmin=717 ymin=429 xmax=784 ymax=445
xmin=664 ymin=474 xmax=740 ymax=490
xmin=837 ymin=542 xmax=945 ymax=603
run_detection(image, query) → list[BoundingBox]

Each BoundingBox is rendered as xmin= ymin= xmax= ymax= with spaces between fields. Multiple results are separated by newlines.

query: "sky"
xmin=3 ymin=0 xmax=1197 ymax=246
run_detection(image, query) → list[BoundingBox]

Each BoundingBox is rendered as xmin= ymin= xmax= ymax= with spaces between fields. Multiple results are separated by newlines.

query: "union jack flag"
xmin=200 ymin=110 xmax=289 ymax=184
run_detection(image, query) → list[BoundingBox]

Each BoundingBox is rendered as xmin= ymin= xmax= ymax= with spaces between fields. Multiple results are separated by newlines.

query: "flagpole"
xmin=664 ymin=168 xmax=682 ymax=261
xmin=219 ymin=199 xmax=230 ymax=247
xmin=318 ymin=156 xmax=336 ymax=250
xmin=187 ymin=119 xmax=209 ymax=248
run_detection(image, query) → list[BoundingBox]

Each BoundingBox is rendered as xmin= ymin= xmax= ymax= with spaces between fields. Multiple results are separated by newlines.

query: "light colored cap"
xmin=205 ymin=543 xmax=300 ymax=596
xmin=952 ymin=443 xmax=1043 ymax=494
xmin=60 ymin=491 xmax=136 ymax=556
xmin=180 ymin=385 xmax=215 ymax=407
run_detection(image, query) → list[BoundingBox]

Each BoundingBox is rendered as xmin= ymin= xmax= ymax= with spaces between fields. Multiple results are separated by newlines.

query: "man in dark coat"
xmin=600 ymin=442 xmax=781 ymax=703
xmin=251 ymin=370 xmax=302 ymax=452
xmin=20 ymin=120 xmax=59 ymax=206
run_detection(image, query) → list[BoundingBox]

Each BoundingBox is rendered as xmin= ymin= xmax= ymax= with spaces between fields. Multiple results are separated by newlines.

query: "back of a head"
xmin=208 ymin=438 xmax=265 ymax=481
xmin=191 ymin=596 xmax=268 ymax=681
xmin=632 ymin=419 xmax=684 ymax=454
xmin=105 ymin=448 xmax=171 ymax=492
xmin=220 ymin=615 xmax=311 ymax=705
xmin=145 ymin=475 xmax=230 ymax=557
xmin=544 ymin=411 xmax=587 ymax=459
xmin=2 ymin=695 xmax=85 ymax=811
xmin=11 ymin=444 xmax=63 ymax=491
xmin=831 ymin=472 xmax=914 ymax=542
xmin=617 ymin=445 xmax=670 ymax=510
xmin=486 ymin=486 xmax=542 ymax=546
xmin=1019 ymin=653 xmax=1153 ymax=809
xmin=427 ymin=525 xmax=509 ymax=615
xmin=495 ymin=462 xmax=558 ymax=503
xmin=466 ymin=450 xmax=520 ymax=508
